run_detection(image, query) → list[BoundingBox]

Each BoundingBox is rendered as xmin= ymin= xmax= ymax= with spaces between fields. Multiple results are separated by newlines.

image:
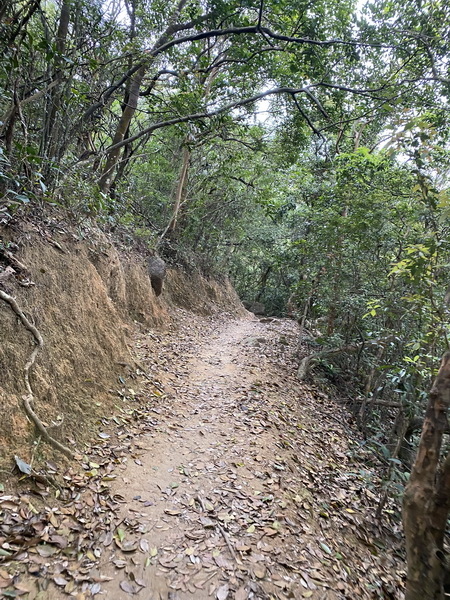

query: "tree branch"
xmin=152 ymin=25 xmax=393 ymax=59
xmin=100 ymin=80 xmax=396 ymax=156
xmin=83 ymin=18 xmax=393 ymax=122
xmin=297 ymin=336 xmax=397 ymax=380
xmin=291 ymin=94 xmax=322 ymax=136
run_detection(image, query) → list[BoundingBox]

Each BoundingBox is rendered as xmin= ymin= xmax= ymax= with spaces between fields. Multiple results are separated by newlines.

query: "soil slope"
xmin=0 ymin=310 xmax=404 ymax=599
xmin=0 ymin=220 xmax=245 ymax=467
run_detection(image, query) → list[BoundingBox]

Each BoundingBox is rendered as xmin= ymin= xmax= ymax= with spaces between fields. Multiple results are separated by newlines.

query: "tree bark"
xmin=256 ymin=265 xmax=272 ymax=302
xmin=98 ymin=0 xmax=188 ymax=193
xmin=98 ymin=65 xmax=146 ymax=192
xmin=158 ymin=143 xmax=191 ymax=244
xmin=41 ymin=0 xmax=71 ymax=170
xmin=168 ymin=143 xmax=190 ymax=233
xmin=403 ymin=352 xmax=450 ymax=600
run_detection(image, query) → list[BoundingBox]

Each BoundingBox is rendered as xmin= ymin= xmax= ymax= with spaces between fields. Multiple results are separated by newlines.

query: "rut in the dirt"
xmin=0 ymin=313 xmax=404 ymax=600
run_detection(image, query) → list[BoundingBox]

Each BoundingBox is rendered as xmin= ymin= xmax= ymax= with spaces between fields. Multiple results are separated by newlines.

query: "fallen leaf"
xmin=216 ymin=583 xmax=229 ymax=600
xmin=120 ymin=580 xmax=139 ymax=595
xmin=254 ymin=566 xmax=266 ymax=579
xmin=121 ymin=541 xmax=138 ymax=553
xmin=319 ymin=542 xmax=333 ymax=555
xmin=14 ymin=456 xmax=31 ymax=475
xmin=235 ymin=586 xmax=248 ymax=600
xmin=113 ymin=560 xmax=127 ymax=568
xmin=36 ymin=545 xmax=57 ymax=557
xmin=0 ymin=578 xmax=12 ymax=589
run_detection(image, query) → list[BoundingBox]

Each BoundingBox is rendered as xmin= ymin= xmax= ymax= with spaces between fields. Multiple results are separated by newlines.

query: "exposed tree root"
xmin=0 ymin=289 xmax=75 ymax=459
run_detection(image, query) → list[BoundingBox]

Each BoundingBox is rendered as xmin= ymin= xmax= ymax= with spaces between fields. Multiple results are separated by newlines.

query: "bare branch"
xmin=152 ymin=25 xmax=392 ymax=59
xmin=291 ymin=94 xmax=322 ymax=136
xmin=141 ymin=69 xmax=180 ymax=96
xmin=257 ymin=0 xmax=264 ymax=29
xmin=227 ymin=175 xmax=255 ymax=188
xmin=83 ymin=19 xmax=393 ymax=121
xmin=303 ymin=89 xmax=331 ymax=120
xmin=297 ymin=336 xmax=397 ymax=380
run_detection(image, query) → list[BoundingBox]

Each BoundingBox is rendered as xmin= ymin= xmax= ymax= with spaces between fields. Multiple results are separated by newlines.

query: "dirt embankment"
xmin=0 ymin=219 xmax=246 ymax=468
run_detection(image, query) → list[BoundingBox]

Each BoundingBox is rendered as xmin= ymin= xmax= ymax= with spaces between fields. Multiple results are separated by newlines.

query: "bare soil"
xmin=0 ymin=221 xmax=246 ymax=469
xmin=0 ymin=310 xmax=405 ymax=600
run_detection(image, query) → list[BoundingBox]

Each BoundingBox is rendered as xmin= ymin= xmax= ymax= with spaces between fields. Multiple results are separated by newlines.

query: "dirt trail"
xmin=1 ymin=312 xmax=404 ymax=600
xmin=101 ymin=316 xmax=314 ymax=600
xmin=91 ymin=313 xmax=392 ymax=600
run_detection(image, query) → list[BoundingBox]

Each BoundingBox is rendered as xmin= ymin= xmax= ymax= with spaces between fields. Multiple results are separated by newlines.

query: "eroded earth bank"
xmin=1 ymin=307 xmax=404 ymax=599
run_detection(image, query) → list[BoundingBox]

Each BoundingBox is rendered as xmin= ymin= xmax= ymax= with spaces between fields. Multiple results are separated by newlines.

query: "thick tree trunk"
xmin=403 ymin=352 xmax=450 ymax=600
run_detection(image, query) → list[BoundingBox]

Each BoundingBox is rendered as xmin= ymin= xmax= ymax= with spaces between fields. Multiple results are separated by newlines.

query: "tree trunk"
xmin=327 ymin=205 xmax=348 ymax=335
xmin=98 ymin=65 xmax=146 ymax=192
xmin=42 ymin=0 xmax=71 ymax=172
xmin=403 ymin=352 xmax=450 ymax=600
xmin=255 ymin=265 xmax=272 ymax=302
xmin=98 ymin=0 xmax=188 ymax=193
xmin=158 ymin=143 xmax=191 ymax=245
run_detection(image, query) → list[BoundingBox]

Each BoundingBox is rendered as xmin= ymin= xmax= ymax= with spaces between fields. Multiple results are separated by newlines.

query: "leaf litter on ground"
xmin=0 ymin=309 xmax=405 ymax=599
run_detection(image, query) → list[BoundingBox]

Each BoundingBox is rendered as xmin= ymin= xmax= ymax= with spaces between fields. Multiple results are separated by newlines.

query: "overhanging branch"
xmin=100 ymin=81 xmax=397 ymax=156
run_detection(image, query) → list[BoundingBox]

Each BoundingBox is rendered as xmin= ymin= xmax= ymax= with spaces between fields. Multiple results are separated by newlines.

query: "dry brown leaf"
xmin=254 ymin=566 xmax=266 ymax=579
xmin=235 ymin=586 xmax=248 ymax=600
xmin=120 ymin=580 xmax=140 ymax=595
xmin=216 ymin=583 xmax=229 ymax=600
xmin=0 ymin=577 xmax=12 ymax=589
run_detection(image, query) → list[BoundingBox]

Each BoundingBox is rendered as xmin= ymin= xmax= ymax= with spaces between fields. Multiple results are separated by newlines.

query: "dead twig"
xmin=216 ymin=523 xmax=241 ymax=564
xmin=194 ymin=495 xmax=240 ymax=564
